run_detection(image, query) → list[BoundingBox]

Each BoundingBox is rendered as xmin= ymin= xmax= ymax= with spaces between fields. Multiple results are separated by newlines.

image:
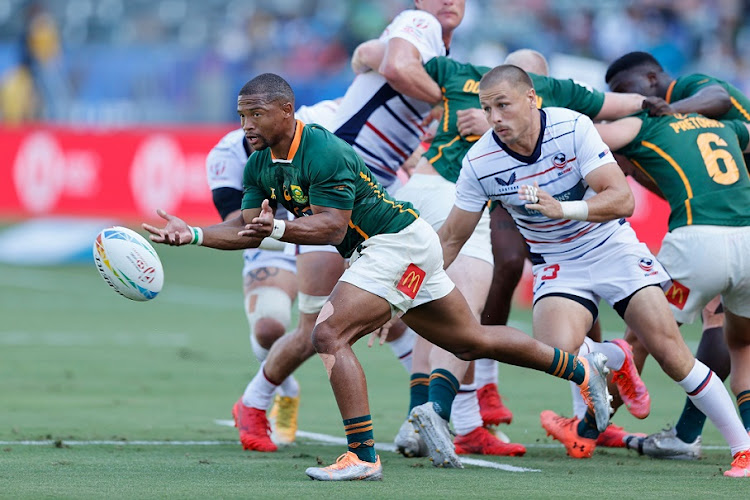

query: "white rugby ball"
xmin=93 ymin=226 xmax=164 ymax=301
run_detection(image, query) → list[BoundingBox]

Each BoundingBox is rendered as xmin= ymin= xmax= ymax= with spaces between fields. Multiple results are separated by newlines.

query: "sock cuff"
xmin=343 ymin=414 xmax=372 ymax=427
xmin=678 ymin=360 xmax=713 ymax=396
xmin=737 ymin=390 xmax=750 ymax=406
xmin=458 ymin=382 xmax=477 ymax=393
xmin=430 ymin=368 xmax=460 ymax=393
xmin=410 ymin=372 xmax=430 ymax=387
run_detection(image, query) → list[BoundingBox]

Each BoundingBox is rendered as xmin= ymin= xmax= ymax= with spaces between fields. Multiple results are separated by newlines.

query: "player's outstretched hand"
xmin=456 ymin=108 xmax=491 ymax=137
xmin=642 ymin=96 xmax=675 ymax=116
xmin=238 ymin=199 xmax=275 ymax=238
xmin=519 ymin=182 xmax=563 ymax=219
xmin=142 ymin=209 xmax=192 ymax=246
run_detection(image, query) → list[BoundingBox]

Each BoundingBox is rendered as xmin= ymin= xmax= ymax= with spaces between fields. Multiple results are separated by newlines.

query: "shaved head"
xmin=504 ymin=49 xmax=549 ymax=76
xmin=239 ymin=73 xmax=295 ymax=106
xmin=479 ymin=64 xmax=534 ymax=93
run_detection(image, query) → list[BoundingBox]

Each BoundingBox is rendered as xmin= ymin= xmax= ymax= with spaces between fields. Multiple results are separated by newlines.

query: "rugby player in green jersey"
xmin=606 ymin=51 xmax=750 ymax=459
xmin=143 ymin=73 xmax=614 ymax=480
xmin=595 ymin=111 xmax=750 ymax=476
xmin=351 ymin=44 xmax=647 ymax=454
xmin=605 ymin=51 xmax=750 ymax=124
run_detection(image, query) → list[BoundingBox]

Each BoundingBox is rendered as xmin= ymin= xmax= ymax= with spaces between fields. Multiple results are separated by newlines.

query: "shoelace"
xmin=479 ymin=387 xmax=502 ymax=408
xmin=731 ymin=452 xmax=750 ymax=468
xmin=325 ymin=453 xmax=356 ymax=470
xmin=615 ymin=368 xmax=638 ymax=399
xmin=247 ymin=410 xmax=272 ymax=437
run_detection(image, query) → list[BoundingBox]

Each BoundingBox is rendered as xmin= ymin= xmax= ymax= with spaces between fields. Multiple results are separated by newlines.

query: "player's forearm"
xmin=671 ymin=87 xmax=732 ymax=118
xmin=200 ymin=223 xmax=261 ymax=250
xmin=352 ymin=40 xmax=386 ymax=74
xmin=596 ymin=93 xmax=646 ymax=121
xmin=380 ymin=61 xmax=442 ymax=104
xmin=580 ymin=186 xmax=634 ymax=222
xmin=279 ymin=215 xmax=347 ymax=246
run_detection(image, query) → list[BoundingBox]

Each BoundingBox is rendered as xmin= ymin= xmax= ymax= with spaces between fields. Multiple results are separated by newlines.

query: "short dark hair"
xmin=605 ymin=52 xmax=663 ymax=84
xmin=479 ymin=64 xmax=533 ymax=92
xmin=238 ymin=73 xmax=295 ymax=105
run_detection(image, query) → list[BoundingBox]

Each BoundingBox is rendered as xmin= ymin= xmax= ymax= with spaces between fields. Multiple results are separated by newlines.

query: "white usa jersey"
xmin=328 ymin=9 xmax=446 ymax=189
xmin=455 ymin=107 xmax=627 ymax=263
xmin=206 ymin=128 xmax=248 ymax=192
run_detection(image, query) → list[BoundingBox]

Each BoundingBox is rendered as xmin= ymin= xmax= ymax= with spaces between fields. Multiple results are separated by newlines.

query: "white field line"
xmin=212 ymin=420 xmax=539 ymax=472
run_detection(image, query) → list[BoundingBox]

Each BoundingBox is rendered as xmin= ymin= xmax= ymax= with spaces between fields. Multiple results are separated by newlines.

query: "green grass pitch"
xmin=1 ymin=239 xmax=748 ymax=498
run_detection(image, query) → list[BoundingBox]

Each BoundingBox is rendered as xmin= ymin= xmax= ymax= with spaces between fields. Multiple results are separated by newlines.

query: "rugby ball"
xmin=93 ymin=226 xmax=164 ymax=301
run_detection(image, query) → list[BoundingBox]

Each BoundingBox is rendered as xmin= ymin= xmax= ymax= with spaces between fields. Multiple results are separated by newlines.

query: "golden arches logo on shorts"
xmin=665 ymin=280 xmax=690 ymax=310
xmin=397 ymin=263 xmax=426 ymax=299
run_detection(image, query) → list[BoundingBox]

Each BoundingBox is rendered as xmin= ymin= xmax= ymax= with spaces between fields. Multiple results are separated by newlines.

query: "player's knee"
xmin=246 ymin=286 xmax=293 ymax=361
xmin=311 ymin=323 xmax=340 ymax=355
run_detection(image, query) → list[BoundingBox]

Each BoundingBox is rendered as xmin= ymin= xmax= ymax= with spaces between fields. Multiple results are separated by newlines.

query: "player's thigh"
xmin=532 ymin=295 xmax=591 ymax=352
xmin=312 ymin=281 xmax=393 ymax=349
xmin=447 ymin=255 xmax=493 ymax=316
xmin=403 ymin=288 xmax=483 ymax=355
xmin=296 ymin=248 xmax=345 ymax=296
xmin=623 ymin=286 xmax=694 ymax=378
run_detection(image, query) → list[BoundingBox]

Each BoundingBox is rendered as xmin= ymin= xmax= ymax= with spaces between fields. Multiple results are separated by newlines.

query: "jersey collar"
xmin=665 ymin=80 xmax=676 ymax=104
xmin=491 ymin=109 xmax=547 ymax=164
xmin=271 ymin=119 xmax=304 ymax=163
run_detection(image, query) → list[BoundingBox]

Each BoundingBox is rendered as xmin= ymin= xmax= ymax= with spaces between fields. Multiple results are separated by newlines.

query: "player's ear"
xmin=281 ymin=101 xmax=294 ymax=117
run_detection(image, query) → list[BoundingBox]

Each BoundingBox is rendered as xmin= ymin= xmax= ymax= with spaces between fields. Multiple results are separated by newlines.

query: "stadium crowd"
xmin=1 ymin=0 xmax=749 ymax=123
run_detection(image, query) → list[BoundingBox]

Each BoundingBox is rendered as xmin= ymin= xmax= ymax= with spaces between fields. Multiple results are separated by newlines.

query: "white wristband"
xmin=188 ymin=226 xmax=203 ymax=245
xmin=560 ymin=200 xmax=589 ymax=221
xmin=269 ymin=219 xmax=286 ymax=240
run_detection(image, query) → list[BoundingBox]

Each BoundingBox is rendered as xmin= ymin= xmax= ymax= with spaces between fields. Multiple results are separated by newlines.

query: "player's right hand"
xmin=142 ymin=209 xmax=192 ymax=246
xmin=642 ymin=96 xmax=675 ymax=116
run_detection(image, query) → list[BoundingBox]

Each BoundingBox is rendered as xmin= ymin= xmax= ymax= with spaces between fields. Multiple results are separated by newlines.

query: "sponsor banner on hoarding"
xmin=0 ymin=124 xmax=670 ymax=250
xmin=0 ymin=124 xmax=234 ymax=224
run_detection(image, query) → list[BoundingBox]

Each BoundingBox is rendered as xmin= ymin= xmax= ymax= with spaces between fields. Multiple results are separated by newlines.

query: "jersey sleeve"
xmin=424 ymin=56 xmax=457 ymax=86
xmin=553 ymin=78 xmax=605 ymax=118
xmin=671 ymin=74 xmax=718 ymax=101
xmin=205 ymin=137 xmax=246 ymax=191
xmin=723 ymin=119 xmax=750 ymax=151
xmin=381 ymin=10 xmax=445 ymax=63
xmin=454 ymin=155 xmax=490 ymax=212
xmin=574 ymin=114 xmax=616 ymax=177
xmin=306 ymin=137 xmax=357 ymax=210
xmin=240 ymin=156 xmax=266 ymax=210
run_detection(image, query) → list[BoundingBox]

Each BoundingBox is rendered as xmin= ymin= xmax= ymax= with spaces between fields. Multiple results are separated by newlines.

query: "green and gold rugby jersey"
xmin=667 ymin=74 xmax=750 ymax=123
xmin=423 ymin=56 xmax=605 ymax=182
xmin=616 ymin=111 xmax=750 ymax=231
xmin=241 ymin=120 xmax=418 ymax=258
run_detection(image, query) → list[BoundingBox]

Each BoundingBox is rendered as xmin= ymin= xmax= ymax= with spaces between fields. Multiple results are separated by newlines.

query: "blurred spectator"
xmin=0 ymin=0 xmax=747 ymax=124
xmin=20 ymin=1 xmax=72 ymax=121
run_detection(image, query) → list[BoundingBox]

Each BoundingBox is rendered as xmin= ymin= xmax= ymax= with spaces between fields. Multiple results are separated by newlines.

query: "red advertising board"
xmin=0 ymin=123 xmax=671 ymax=247
xmin=0 ymin=124 xmax=235 ymax=225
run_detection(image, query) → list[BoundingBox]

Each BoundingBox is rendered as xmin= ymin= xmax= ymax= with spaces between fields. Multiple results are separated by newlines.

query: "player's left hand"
xmin=142 ymin=209 xmax=192 ymax=246
xmin=456 ymin=108 xmax=491 ymax=137
xmin=367 ymin=313 xmax=403 ymax=347
xmin=238 ymin=199 xmax=275 ymax=238
xmin=519 ymin=182 xmax=563 ymax=218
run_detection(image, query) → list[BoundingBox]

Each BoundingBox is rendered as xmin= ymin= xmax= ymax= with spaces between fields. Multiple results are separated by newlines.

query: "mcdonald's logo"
xmin=665 ymin=280 xmax=690 ymax=310
xmin=397 ymin=263 xmax=426 ymax=299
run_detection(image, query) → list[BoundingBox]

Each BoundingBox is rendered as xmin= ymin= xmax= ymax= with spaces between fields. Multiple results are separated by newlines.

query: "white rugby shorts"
xmin=658 ymin=225 xmax=750 ymax=323
xmin=531 ymin=226 xmax=670 ymax=311
xmin=339 ymin=217 xmax=455 ymax=314
xmin=395 ymin=173 xmax=493 ymax=265
xmin=242 ymin=247 xmax=296 ymax=276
